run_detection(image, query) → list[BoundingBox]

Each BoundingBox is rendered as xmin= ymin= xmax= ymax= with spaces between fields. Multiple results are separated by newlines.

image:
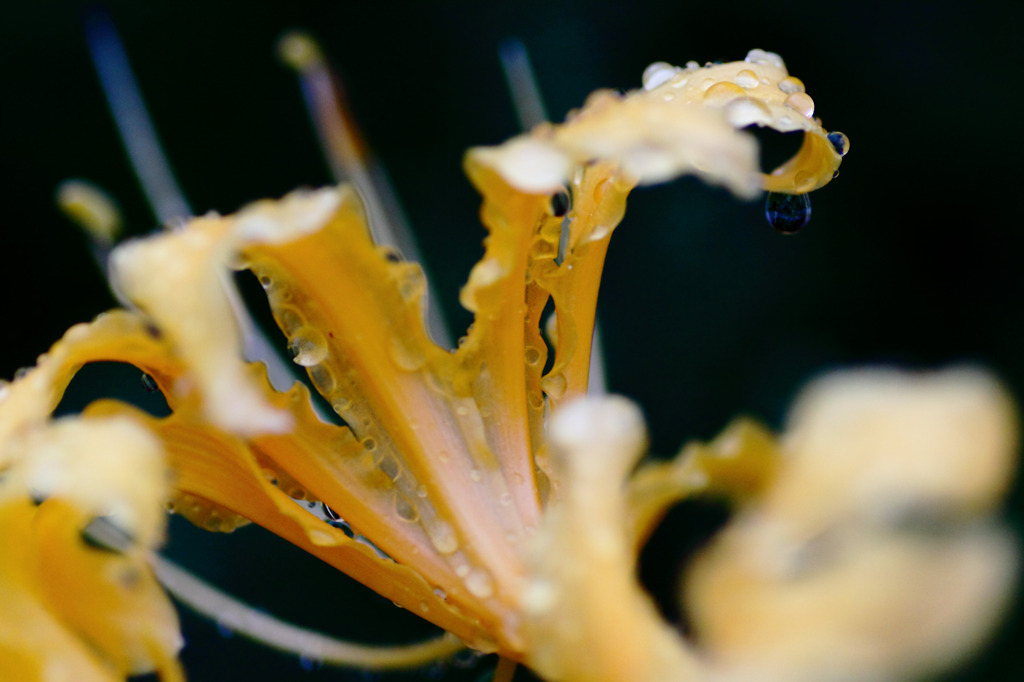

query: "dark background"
xmin=2 ymin=0 xmax=1023 ymax=680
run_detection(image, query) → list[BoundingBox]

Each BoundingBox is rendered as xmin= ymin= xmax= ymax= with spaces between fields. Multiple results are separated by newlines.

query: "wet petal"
xmin=108 ymin=188 xmax=344 ymax=436
xmin=82 ymin=398 xmax=500 ymax=652
xmin=469 ymin=52 xmax=846 ymax=198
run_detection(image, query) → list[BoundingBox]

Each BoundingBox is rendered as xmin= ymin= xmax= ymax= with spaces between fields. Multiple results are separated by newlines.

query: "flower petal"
xmin=469 ymin=52 xmax=846 ymax=198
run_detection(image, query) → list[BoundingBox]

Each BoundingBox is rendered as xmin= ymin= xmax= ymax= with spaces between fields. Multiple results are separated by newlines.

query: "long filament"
xmin=278 ymin=32 xmax=452 ymax=348
xmin=151 ymin=554 xmax=466 ymax=669
xmin=84 ymin=12 xmax=190 ymax=225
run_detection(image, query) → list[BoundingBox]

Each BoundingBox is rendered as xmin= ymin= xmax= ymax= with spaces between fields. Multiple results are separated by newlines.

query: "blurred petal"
xmin=686 ymin=368 xmax=1019 ymax=681
xmin=0 ymin=416 xmax=182 ymax=680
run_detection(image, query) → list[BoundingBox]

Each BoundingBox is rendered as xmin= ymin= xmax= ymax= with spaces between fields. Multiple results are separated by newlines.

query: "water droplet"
xmin=376 ymin=453 xmax=400 ymax=481
xmin=524 ymin=346 xmax=542 ymax=366
xmin=425 ymin=519 xmax=458 ymax=554
xmin=541 ymin=373 xmax=567 ymax=399
xmin=398 ymin=268 xmax=426 ymax=301
xmin=275 ymin=306 xmax=304 ymax=336
xmin=641 ymin=61 xmax=676 ymax=90
xmin=734 ymin=69 xmax=759 ymax=89
xmin=258 ymin=275 xmax=272 ymax=289
xmin=784 ymin=92 xmax=815 ymax=118
xmin=470 ymin=468 xmax=483 ymax=482
xmin=549 ymin=188 xmax=570 ymax=217
xmin=308 ymin=364 xmax=336 ymax=394
xmin=332 ymin=397 xmax=352 ymax=413
xmin=140 ymin=372 xmax=158 ymax=392
xmin=827 ymin=131 xmax=850 ymax=156
xmin=395 ymin=494 xmax=419 ymax=523
xmin=724 ymin=97 xmax=772 ymax=127
xmin=765 ymin=192 xmax=811 ymax=234
xmin=288 ymin=326 xmax=328 ymax=367
xmin=433 ymin=587 xmax=448 ymax=601
xmin=745 ymin=49 xmax=785 ymax=69
xmin=499 ymin=492 xmax=513 ymax=507
xmin=778 ymin=76 xmax=805 ymax=94
xmin=362 ymin=437 xmax=378 ymax=452
xmin=465 ymin=568 xmax=494 ymax=598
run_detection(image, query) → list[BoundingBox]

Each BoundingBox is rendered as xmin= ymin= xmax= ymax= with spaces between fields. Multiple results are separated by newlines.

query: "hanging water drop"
xmin=827 ymin=131 xmax=850 ymax=156
xmin=765 ymin=192 xmax=811 ymax=234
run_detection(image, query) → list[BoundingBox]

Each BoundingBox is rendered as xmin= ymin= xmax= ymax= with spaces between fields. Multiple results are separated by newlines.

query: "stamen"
xmin=84 ymin=12 xmax=190 ymax=224
xmin=55 ymin=180 xmax=122 ymax=246
xmin=56 ymin=179 xmax=122 ymax=279
xmin=150 ymin=554 xmax=465 ymax=669
xmin=84 ymin=15 xmax=316 ymax=400
xmin=498 ymin=39 xmax=548 ymax=131
xmin=277 ymin=31 xmax=452 ymax=348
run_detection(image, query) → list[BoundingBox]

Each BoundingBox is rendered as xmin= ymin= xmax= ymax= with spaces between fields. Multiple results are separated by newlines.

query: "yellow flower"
xmin=0 ymin=34 xmax=1016 ymax=682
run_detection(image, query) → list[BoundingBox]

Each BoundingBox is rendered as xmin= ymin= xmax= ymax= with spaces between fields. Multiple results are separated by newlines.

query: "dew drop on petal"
xmin=288 ymin=326 xmax=328 ymax=366
xmin=308 ymin=364 xmax=336 ymax=394
xmin=465 ymin=568 xmax=495 ymax=599
xmin=765 ymin=192 xmax=811 ymax=234
xmin=734 ymin=69 xmax=759 ymax=89
xmin=395 ymin=494 xmax=419 ymax=523
xmin=704 ymin=81 xmax=746 ymax=104
xmin=784 ymin=92 xmax=815 ymax=118
xmin=641 ymin=61 xmax=676 ymax=90
xmin=425 ymin=519 xmax=458 ymax=555
xmin=725 ymin=97 xmax=772 ymax=128
xmin=541 ymin=373 xmax=567 ymax=399
xmin=745 ymin=49 xmax=786 ymax=69
xmin=778 ymin=76 xmax=806 ymax=94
